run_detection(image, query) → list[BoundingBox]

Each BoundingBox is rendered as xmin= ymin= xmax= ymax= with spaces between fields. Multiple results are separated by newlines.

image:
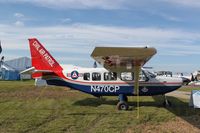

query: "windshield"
xmin=143 ymin=70 xmax=156 ymax=78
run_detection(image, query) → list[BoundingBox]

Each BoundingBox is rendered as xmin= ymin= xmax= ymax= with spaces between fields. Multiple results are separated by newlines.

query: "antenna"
xmin=143 ymin=67 xmax=153 ymax=69
xmin=93 ymin=61 xmax=97 ymax=68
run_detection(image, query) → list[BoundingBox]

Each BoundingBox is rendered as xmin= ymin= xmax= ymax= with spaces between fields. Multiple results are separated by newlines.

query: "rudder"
xmin=29 ymin=38 xmax=63 ymax=73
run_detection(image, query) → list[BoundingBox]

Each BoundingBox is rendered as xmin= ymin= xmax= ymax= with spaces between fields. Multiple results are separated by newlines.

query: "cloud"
xmin=153 ymin=12 xmax=182 ymax=22
xmin=163 ymin=0 xmax=200 ymax=8
xmin=14 ymin=13 xmax=24 ymax=18
xmin=61 ymin=18 xmax=72 ymax=23
xmin=1 ymin=23 xmax=200 ymax=71
xmin=14 ymin=21 xmax=24 ymax=26
xmin=0 ymin=23 xmax=200 ymax=54
xmin=0 ymin=0 xmax=127 ymax=10
xmin=2 ymin=0 xmax=200 ymax=10
xmin=14 ymin=13 xmax=25 ymax=27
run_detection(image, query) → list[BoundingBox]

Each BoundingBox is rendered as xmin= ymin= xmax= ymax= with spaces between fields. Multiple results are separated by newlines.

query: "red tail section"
xmin=29 ymin=38 xmax=63 ymax=78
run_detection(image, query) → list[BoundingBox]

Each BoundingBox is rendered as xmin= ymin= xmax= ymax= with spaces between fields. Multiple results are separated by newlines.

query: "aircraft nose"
xmin=172 ymin=77 xmax=184 ymax=86
xmin=178 ymin=77 xmax=183 ymax=83
xmin=181 ymin=77 xmax=191 ymax=85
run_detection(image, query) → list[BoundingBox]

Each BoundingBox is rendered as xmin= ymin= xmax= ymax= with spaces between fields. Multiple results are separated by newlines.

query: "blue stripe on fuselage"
xmin=45 ymin=78 xmax=181 ymax=96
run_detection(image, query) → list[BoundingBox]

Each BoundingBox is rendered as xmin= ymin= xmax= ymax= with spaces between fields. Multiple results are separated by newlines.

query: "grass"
xmin=178 ymin=86 xmax=200 ymax=92
xmin=0 ymin=81 xmax=200 ymax=133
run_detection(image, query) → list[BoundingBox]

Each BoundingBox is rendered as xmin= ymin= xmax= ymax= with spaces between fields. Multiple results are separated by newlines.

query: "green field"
xmin=0 ymin=81 xmax=200 ymax=133
xmin=178 ymin=86 xmax=200 ymax=92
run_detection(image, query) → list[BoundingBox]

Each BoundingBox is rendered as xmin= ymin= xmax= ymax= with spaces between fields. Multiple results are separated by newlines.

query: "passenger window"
xmin=83 ymin=73 xmax=90 ymax=81
xmin=92 ymin=72 xmax=101 ymax=81
xmin=121 ymin=72 xmax=134 ymax=81
xmin=104 ymin=72 xmax=117 ymax=81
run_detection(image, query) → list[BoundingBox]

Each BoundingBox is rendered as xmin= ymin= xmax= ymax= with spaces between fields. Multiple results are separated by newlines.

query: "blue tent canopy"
xmin=1 ymin=68 xmax=20 ymax=80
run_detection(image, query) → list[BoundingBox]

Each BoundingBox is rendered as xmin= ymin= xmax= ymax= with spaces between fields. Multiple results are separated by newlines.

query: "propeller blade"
xmin=191 ymin=73 xmax=195 ymax=81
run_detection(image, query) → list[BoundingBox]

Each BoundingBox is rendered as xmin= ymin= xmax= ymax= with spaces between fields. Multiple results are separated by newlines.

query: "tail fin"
xmin=29 ymin=38 xmax=63 ymax=76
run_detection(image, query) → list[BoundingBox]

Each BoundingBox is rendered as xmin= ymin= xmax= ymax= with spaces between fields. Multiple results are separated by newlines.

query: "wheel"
xmin=117 ymin=101 xmax=129 ymax=110
xmin=163 ymin=100 xmax=172 ymax=107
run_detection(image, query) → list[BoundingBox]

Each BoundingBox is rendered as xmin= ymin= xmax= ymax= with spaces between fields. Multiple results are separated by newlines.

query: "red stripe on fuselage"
xmin=42 ymin=75 xmax=182 ymax=86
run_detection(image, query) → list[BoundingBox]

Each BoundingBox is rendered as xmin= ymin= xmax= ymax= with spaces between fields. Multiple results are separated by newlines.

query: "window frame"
xmin=83 ymin=73 xmax=90 ymax=81
xmin=120 ymin=72 xmax=134 ymax=81
xmin=104 ymin=72 xmax=117 ymax=81
xmin=92 ymin=72 xmax=101 ymax=81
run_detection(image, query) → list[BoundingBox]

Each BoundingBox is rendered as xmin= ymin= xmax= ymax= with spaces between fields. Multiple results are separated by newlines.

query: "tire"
xmin=117 ymin=101 xmax=129 ymax=110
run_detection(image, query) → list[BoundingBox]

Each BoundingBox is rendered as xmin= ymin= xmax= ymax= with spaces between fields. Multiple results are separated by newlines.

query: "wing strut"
xmin=134 ymin=65 xmax=141 ymax=119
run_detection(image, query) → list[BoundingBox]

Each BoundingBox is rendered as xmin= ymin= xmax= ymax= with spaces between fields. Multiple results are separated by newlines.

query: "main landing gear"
xmin=116 ymin=94 xmax=171 ymax=110
xmin=163 ymin=95 xmax=171 ymax=107
xmin=117 ymin=94 xmax=129 ymax=110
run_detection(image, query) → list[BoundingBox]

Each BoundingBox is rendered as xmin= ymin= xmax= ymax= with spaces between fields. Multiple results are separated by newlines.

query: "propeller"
xmin=191 ymin=73 xmax=195 ymax=82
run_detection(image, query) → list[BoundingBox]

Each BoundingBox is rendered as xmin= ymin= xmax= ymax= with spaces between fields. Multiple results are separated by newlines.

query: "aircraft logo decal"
xmin=71 ymin=71 xmax=79 ymax=80
xmin=141 ymin=87 xmax=148 ymax=93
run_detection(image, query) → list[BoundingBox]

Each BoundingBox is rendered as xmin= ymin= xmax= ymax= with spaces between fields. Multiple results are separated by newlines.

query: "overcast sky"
xmin=0 ymin=0 xmax=200 ymax=73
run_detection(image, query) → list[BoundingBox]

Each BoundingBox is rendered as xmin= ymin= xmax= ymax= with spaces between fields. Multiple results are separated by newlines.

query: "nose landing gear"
xmin=163 ymin=95 xmax=171 ymax=107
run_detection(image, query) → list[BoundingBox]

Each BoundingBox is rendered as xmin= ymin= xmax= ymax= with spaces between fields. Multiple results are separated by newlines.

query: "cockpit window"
xmin=121 ymin=72 xmax=134 ymax=81
xmin=92 ymin=72 xmax=101 ymax=81
xmin=144 ymin=70 xmax=156 ymax=78
xmin=104 ymin=72 xmax=117 ymax=81
xmin=83 ymin=73 xmax=90 ymax=81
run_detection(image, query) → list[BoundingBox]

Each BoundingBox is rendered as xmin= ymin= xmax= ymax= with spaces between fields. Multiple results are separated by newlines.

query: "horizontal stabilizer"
xmin=20 ymin=67 xmax=53 ymax=74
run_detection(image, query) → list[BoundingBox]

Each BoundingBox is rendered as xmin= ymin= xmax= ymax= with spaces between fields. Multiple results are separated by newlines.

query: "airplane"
xmin=21 ymin=38 xmax=184 ymax=111
xmin=155 ymin=71 xmax=192 ymax=85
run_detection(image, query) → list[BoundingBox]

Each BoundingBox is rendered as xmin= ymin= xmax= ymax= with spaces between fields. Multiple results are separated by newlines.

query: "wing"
xmin=91 ymin=47 xmax=157 ymax=118
xmin=91 ymin=47 xmax=157 ymax=72
xmin=91 ymin=47 xmax=157 ymax=93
